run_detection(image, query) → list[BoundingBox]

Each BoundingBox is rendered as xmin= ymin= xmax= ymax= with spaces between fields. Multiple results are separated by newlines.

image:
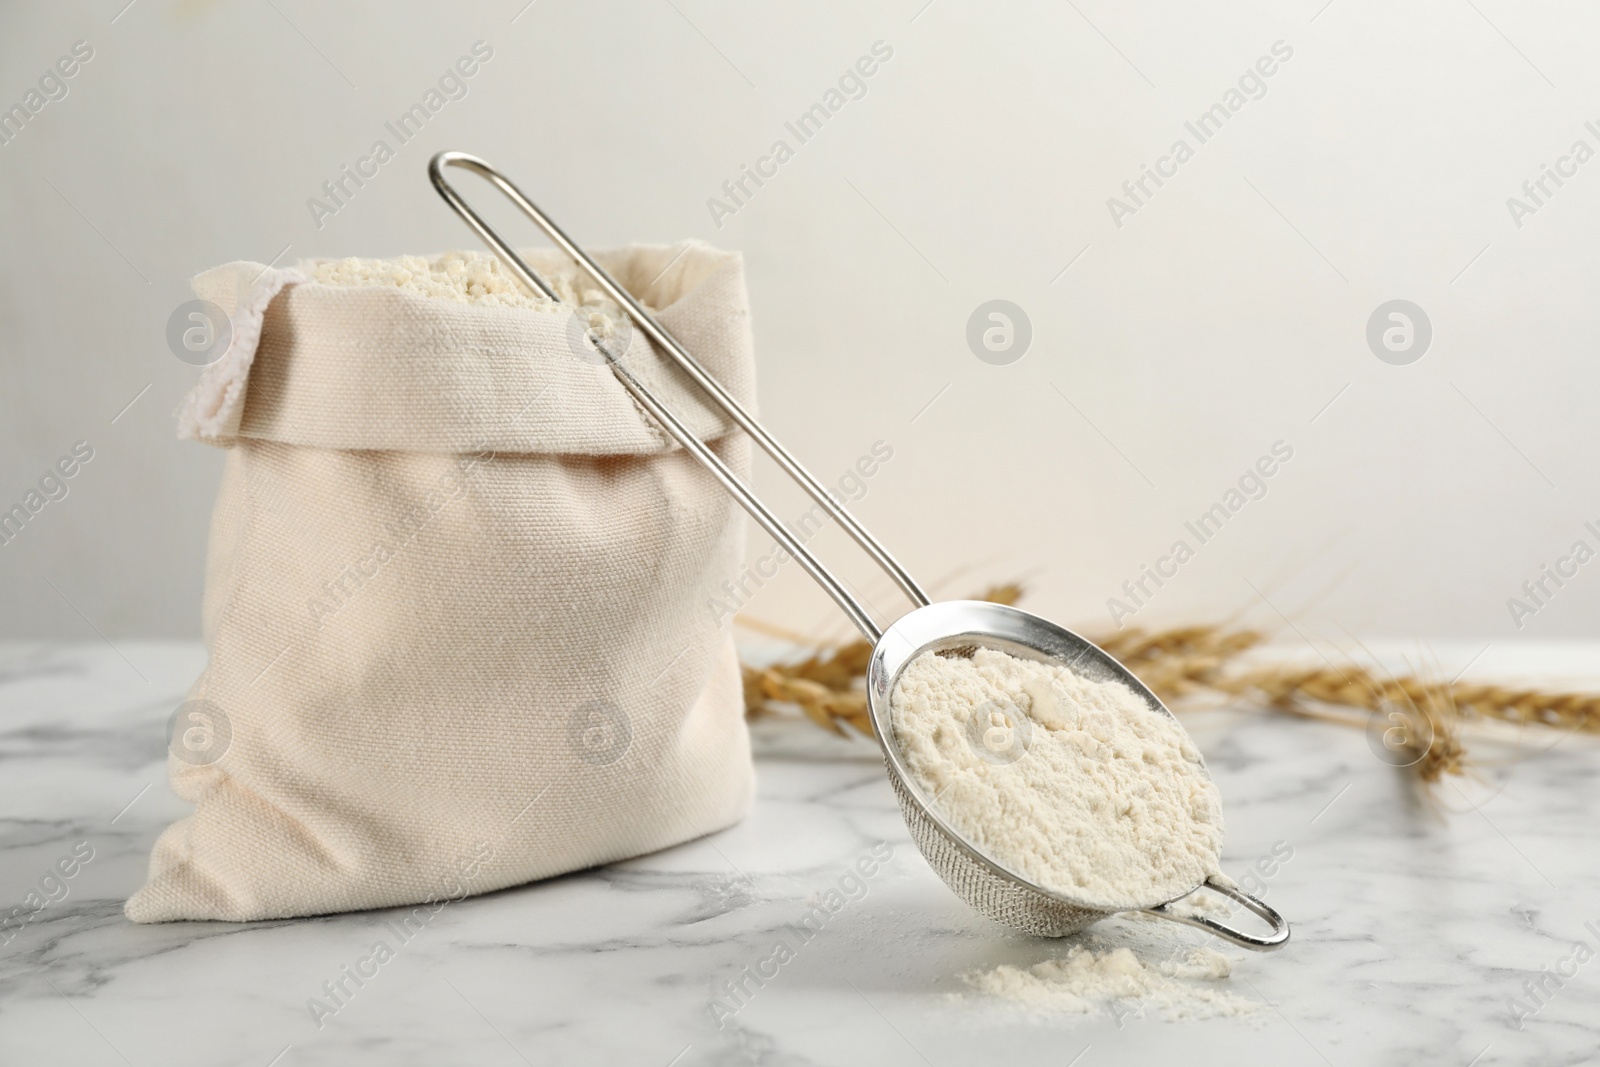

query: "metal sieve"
xmin=429 ymin=152 xmax=1289 ymax=951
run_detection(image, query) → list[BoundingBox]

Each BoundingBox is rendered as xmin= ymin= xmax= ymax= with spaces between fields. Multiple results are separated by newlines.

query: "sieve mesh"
xmin=887 ymin=763 xmax=1105 ymax=937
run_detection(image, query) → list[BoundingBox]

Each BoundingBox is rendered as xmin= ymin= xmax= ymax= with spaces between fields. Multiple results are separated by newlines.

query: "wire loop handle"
xmin=428 ymin=151 xmax=929 ymax=642
xmin=1143 ymin=878 xmax=1291 ymax=950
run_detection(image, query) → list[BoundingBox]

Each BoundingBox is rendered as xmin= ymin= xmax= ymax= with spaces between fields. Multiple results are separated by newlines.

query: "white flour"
xmin=303 ymin=250 xmax=632 ymax=316
xmin=889 ymin=647 xmax=1224 ymax=909
xmin=966 ymin=937 xmax=1257 ymax=1020
xmin=303 ymin=251 xmax=646 ymax=355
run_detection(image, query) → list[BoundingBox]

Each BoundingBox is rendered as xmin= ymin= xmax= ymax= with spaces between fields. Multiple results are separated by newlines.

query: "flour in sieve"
xmin=889 ymin=647 xmax=1224 ymax=909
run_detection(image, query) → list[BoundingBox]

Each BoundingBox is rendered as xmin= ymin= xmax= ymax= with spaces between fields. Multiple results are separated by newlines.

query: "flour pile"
xmin=889 ymin=647 xmax=1224 ymax=908
xmin=305 ymin=251 xmax=550 ymax=308
xmin=306 ymin=250 xmax=601 ymax=308
xmin=302 ymin=251 xmax=641 ymax=346
xmin=966 ymin=939 xmax=1257 ymax=1020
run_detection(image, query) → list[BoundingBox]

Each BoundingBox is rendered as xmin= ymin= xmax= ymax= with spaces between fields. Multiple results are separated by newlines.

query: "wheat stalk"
xmin=740 ymin=586 xmax=1599 ymax=783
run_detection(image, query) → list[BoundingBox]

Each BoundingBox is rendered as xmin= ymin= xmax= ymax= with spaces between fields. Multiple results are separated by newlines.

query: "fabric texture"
xmin=129 ymin=243 xmax=756 ymax=922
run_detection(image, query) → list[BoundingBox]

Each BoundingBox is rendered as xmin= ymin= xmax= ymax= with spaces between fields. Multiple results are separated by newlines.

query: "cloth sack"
xmin=127 ymin=244 xmax=757 ymax=922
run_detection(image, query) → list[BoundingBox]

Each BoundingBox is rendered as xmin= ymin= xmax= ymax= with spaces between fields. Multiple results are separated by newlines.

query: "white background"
xmin=2 ymin=0 xmax=1597 ymax=656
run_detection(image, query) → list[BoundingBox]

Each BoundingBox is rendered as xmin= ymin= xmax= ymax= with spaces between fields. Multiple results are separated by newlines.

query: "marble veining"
xmin=1 ymin=641 xmax=1597 ymax=1066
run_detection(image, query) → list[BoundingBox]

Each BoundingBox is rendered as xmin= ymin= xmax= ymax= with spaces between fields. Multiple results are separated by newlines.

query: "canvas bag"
xmin=127 ymin=243 xmax=756 ymax=922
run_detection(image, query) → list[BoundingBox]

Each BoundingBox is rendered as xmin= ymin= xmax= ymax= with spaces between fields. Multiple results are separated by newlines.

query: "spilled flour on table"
xmin=966 ymin=940 xmax=1257 ymax=1020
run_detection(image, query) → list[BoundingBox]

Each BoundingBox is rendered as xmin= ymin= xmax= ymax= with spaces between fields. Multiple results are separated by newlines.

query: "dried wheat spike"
xmin=743 ymin=664 xmax=870 ymax=737
xmin=740 ymin=583 xmax=1021 ymax=737
xmin=739 ymin=588 xmax=1598 ymax=786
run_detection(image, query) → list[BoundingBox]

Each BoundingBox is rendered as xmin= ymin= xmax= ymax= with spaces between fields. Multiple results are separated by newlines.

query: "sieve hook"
xmin=1143 ymin=878 xmax=1291 ymax=951
xmin=428 ymin=151 xmax=929 ymax=642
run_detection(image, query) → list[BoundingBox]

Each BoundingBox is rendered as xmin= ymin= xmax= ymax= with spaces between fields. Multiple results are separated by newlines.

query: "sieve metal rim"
xmin=864 ymin=600 xmax=1207 ymax=911
xmin=864 ymin=600 xmax=1289 ymax=950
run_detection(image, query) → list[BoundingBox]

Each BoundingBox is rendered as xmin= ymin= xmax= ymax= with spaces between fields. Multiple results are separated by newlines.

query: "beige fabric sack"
xmin=128 ymin=244 xmax=756 ymax=922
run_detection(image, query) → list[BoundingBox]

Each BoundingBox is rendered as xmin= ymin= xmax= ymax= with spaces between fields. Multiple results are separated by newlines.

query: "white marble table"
xmin=2 ymin=641 xmax=1597 ymax=1066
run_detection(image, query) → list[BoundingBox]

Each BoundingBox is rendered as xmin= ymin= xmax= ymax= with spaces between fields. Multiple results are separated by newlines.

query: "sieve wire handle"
xmin=1142 ymin=878 xmax=1291 ymax=951
xmin=428 ymin=151 xmax=928 ymax=643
